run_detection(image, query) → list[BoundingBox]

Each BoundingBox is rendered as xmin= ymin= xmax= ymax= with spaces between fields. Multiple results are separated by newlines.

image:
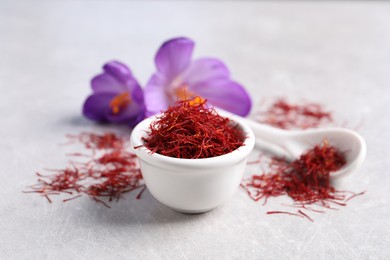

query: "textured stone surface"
xmin=1 ymin=1 xmax=389 ymax=259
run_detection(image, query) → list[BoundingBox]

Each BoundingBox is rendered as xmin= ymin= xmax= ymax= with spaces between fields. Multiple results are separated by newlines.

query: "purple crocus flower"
xmin=144 ymin=37 xmax=252 ymax=117
xmin=83 ymin=61 xmax=145 ymax=127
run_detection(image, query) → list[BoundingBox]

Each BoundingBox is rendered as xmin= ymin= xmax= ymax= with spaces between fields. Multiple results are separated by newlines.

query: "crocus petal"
xmin=103 ymin=61 xmax=135 ymax=84
xmin=91 ymin=73 xmax=125 ymax=93
xmin=84 ymin=60 xmax=146 ymax=126
xmin=181 ymin=58 xmax=230 ymax=85
xmin=143 ymin=37 xmax=252 ymax=118
xmin=128 ymin=112 xmax=146 ymax=128
xmin=105 ymin=101 xmax=145 ymax=125
xmin=106 ymin=80 xmax=146 ymax=124
xmin=143 ymin=74 xmax=171 ymax=117
xmin=83 ymin=92 xmax=117 ymax=122
xmin=83 ymin=91 xmax=145 ymax=125
xmin=190 ymin=79 xmax=252 ymax=117
xmin=132 ymin=84 xmax=145 ymax=106
xmin=91 ymin=60 xmax=138 ymax=93
xmin=155 ymin=37 xmax=195 ymax=82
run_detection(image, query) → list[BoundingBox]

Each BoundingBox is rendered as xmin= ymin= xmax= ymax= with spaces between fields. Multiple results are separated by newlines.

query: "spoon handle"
xmin=216 ymin=109 xmax=294 ymax=159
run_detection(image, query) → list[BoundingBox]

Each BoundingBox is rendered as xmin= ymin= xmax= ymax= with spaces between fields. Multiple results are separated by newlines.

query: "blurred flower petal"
xmin=83 ymin=93 xmax=116 ymax=122
xmin=103 ymin=61 xmax=135 ymax=84
xmin=181 ymin=58 xmax=230 ymax=85
xmin=105 ymin=99 xmax=145 ymax=124
xmin=83 ymin=61 xmax=146 ymax=126
xmin=91 ymin=61 xmax=138 ymax=93
xmin=191 ymin=79 xmax=252 ymax=116
xmin=91 ymin=73 xmax=124 ymax=93
xmin=155 ymin=38 xmax=194 ymax=82
xmin=144 ymin=74 xmax=171 ymax=117
xmin=144 ymin=37 xmax=252 ymax=117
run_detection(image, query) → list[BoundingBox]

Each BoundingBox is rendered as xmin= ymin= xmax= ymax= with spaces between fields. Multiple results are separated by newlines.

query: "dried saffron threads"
xmin=255 ymin=98 xmax=332 ymax=130
xmin=142 ymin=99 xmax=245 ymax=159
xmin=25 ymin=132 xmax=145 ymax=207
xmin=25 ymin=167 xmax=86 ymax=203
xmin=242 ymin=140 xmax=364 ymax=221
xmin=64 ymin=132 xmax=125 ymax=150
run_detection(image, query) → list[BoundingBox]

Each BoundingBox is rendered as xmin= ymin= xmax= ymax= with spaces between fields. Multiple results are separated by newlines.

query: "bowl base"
xmin=170 ymin=206 xmax=217 ymax=214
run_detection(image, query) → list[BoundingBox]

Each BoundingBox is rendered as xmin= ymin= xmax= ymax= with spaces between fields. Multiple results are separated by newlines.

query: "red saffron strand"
xmin=297 ymin=210 xmax=314 ymax=222
xmin=345 ymin=191 xmax=366 ymax=202
xmin=63 ymin=195 xmax=82 ymax=202
xmin=255 ymin=98 xmax=332 ymax=130
xmin=267 ymin=211 xmax=304 ymax=219
xmin=136 ymin=184 xmax=147 ymax=200
xmin=141 ymin=99 xmax=246 ymax=159
xmin=243 ymin=140 xmax=364 ymax=221
xmin=65 ymin=132 xmax=126 ymax=150
xmin=25 ymin=132 xmax=145 ymax=207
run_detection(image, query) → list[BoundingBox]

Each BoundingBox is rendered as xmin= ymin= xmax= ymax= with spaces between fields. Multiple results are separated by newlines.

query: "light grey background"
xmin=1 ymin=1 xmax=389 ymax=259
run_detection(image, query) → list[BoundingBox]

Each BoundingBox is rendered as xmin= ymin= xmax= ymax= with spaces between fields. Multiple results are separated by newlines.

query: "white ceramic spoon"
xmin=217 ymin=109 xmax=366 ymax=179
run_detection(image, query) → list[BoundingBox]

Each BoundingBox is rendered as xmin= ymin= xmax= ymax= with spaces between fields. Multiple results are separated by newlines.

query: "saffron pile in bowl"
xmin=142 ymin=99 xmax=245 ymax=159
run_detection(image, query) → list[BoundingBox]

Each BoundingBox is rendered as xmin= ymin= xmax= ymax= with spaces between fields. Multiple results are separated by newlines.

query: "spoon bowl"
xmin=285 ymin=128 xmax=366 ymax=178
xmin=217 ymin=109 xmax=366 ymax=178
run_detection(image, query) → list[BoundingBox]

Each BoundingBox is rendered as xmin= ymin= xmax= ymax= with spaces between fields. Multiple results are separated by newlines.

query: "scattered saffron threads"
xmin=345 ymin=191 xmax=366 ymax=202
xmin=266 ymin=211 xmax=312 ymax=222
xmin=255 ymin=98 xmax=332 ymax=130
xmin=25 ymin=132 xmax=145 ymax=208
xmin=242 ymin=140 xmax=364 ymax=221
xmin=141 ymin=99 xmax=246 ymax=159
xmin=64 ymin=132 xmax=126 ymax=150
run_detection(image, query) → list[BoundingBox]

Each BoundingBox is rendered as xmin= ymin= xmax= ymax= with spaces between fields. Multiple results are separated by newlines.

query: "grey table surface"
xmin=1 ymin=1 xmax=390 ymax=259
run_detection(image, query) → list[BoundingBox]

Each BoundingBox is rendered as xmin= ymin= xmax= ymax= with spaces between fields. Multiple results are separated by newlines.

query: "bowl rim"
xmin=130 ymin=113 xmax=255 ymax=171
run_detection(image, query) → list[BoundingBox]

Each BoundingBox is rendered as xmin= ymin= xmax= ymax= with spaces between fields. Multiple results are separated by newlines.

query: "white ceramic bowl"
xmin=130 ymin=114 xmax=255 ymax=213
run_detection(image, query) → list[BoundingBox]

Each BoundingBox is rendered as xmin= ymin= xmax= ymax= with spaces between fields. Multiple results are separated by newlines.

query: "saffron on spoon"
xmin=242 ymin=140 xmax=364 ymax=221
